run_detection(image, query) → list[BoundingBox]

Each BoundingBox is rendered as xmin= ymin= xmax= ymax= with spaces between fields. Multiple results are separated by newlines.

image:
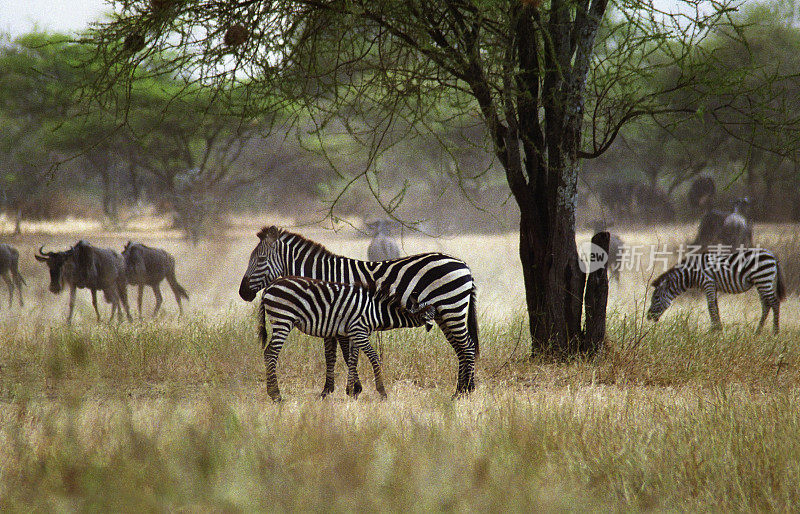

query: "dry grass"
xmin=0 ymin=222 xmax=799 ymax=510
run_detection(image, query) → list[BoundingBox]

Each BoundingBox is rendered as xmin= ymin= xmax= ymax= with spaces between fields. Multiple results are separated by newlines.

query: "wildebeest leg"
xmin=320 ymin=337 xmax=337 ymax=398
xmin=137 ymin=285 xmax=144 ymax=319
xmin=1 ymin=272 xmax=13 ymax=308
xmin=151 ymin=283 xmax=163 ymax=316
xmin=337 ymin=336 xmax=361 ymax=397
xmin=12 ymin=270 xmax=23 ymax=307
xmin=91 ymin=289 xmax=101 ymax=322
xmin=118 ymin=283 xmax=133 ymax=322
xmin=66 ymin=285 xmax=77 ymax=324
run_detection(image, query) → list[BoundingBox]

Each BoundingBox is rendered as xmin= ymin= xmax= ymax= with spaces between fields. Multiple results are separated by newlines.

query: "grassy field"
xmin=0 ymin=221 xmax=799 ymax=510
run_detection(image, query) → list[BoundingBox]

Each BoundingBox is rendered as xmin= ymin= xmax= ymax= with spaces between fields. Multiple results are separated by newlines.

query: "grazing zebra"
xmin=239 ymin=226 xmax=479 ymax=397
xmin=259 ymin=276 xmax=436 ymax=402
xmin=647 ymin=248 xmax=785 ymax=334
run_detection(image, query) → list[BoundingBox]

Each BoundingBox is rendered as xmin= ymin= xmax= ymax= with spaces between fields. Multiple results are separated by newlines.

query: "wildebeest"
xmin=692 ymin=197 xmax=753 ymax=251
xmin=366 ymin=220 xmax=401 ymax=261
xmin=687 ymin=175 xmax=716 ymax=211
xmin=35 ymin=240 xmax=132 ymax=323
xmin=0 ymin=243 xmax=25 ymax=307
xmin=597 ymin=180 xmax=675 ymax=223
xmin=122 ymin=241 xmax=189 ymax=317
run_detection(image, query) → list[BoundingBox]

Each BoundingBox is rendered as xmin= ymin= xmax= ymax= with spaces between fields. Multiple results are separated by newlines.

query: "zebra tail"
xmin=468 ymin=284 xmax=479 ymax=359
xmin=777 ymin=261 xmax=786 ymax=302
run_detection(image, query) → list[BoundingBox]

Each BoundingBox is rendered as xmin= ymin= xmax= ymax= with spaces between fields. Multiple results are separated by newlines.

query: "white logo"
xmin=578 ymin=241 xmax=608 ymax=273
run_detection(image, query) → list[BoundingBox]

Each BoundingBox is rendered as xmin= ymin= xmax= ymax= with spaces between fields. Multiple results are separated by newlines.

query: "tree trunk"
xmin=520 ymin=155 xmax=586 ymax=357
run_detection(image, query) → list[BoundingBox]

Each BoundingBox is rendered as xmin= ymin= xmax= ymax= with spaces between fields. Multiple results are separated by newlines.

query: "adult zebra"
xmin=260 ymin=276 xmax=436 ymax=401
xmin=239 ymin=226 xmax=479 ymax=397
xmin=647 ymin=248 xmax=785 ymax=333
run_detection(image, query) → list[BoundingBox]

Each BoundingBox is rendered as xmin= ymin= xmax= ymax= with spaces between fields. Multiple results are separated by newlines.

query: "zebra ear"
xmin=257 ymin=226 xmax=281 ymax=243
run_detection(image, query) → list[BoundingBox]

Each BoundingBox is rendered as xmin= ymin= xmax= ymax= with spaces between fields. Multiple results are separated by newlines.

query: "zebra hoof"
xmin=319 ymin=388 xmax=333 ymax=399
xmin=269 ymin=394 xmax=283 ymax=403
xmin=346 ymin=384 xmax=361 ymax=399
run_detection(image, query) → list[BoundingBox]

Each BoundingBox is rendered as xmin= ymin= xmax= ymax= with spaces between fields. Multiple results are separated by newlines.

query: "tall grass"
xmin=0 ymin=309 xmax=799 ymax=511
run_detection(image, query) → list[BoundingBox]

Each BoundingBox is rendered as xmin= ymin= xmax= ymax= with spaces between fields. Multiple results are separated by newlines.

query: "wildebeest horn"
xmin=35 ymin=245 xmax=53 ymax=261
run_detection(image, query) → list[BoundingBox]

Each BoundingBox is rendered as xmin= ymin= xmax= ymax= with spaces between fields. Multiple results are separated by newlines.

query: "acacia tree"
xmin=87 ymin=0 xmax=782 ymax=356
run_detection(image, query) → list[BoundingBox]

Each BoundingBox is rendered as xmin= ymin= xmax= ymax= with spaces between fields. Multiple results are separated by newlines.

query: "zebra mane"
xmin=259 ymin=226 xmax=335 ymax=258
xmin=651 ymin=266 xmax=677 ymax=287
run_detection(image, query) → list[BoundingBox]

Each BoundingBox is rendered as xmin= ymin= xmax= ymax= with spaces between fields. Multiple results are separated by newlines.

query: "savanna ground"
xmin=1 ymin=217 xmax=799 ymax=511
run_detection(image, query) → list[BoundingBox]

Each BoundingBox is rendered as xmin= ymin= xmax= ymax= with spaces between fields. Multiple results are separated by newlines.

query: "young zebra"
xmin=259 ymin=276 xmax=435 ymax=402
xmin=647 ymin=248 xmax=785 ymax=333
xmin=239 ymin=226 xmax=478 ymax=398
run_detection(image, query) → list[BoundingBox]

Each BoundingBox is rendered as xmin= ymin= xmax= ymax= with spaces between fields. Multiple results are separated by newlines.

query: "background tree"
xmin=80 ymin=1 xmax=800 ymax=355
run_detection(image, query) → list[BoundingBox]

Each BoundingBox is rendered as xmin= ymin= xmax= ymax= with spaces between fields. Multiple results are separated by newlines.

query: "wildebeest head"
xmin=35 ymin=246 xmax=74 ymax=294
xmin=121 ymin=241 xmax=145 ymax=280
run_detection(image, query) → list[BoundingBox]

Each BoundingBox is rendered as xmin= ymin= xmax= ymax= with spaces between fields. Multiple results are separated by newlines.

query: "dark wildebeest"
xmin=122 ymin=241 xmax=189 ymax=317
xmin=35 ymin=240 xmax=132 ymax=323
xmin=692 ymin=197 xmax=753 ymax=252
xmin=366 ymin=220 xmax=401 ymax=261
xmin=597 ymin=180 xmax=675 ymax=223
xmin=0 ymin=243 xmax=25 ymax=307
xmin=687 ymin=175 xmax=716 ymax=212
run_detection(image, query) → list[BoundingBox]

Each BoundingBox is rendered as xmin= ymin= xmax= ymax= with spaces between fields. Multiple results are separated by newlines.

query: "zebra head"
xmin=239 ymin=226 xmax=284 ymax=301
xmin=646 ymin=268 xmax=682 ymax=321
xmin=407 ymin=297 xmax=437 ymax=331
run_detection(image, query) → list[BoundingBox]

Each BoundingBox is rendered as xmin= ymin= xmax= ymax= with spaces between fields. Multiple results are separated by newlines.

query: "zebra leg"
xmin=755 ymin=285 xmax=780 ymax=334
xmin=263 ymin=323 xmax=289 ymax=403
xmin=702 ymin=282 xmax=722 ymax=331
xmin=756 ymin=302 xmax=769 ymax=334
xmin=320 ymin=337 xmax=337 ymax=398
xmin=345 ymin=333 xmax=366 ymax=399
xmin=338 ymin=336 xmax=361 ymax=397
xmin=358 ymin=335 xmax=387 ymax=399
xmin=773 ymin=301 xmax=780 ymax=335
xmin=438 ymin=316 xmax=477 ymax=397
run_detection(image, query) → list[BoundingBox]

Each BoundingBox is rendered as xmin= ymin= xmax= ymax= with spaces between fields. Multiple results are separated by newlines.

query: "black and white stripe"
xmin=647 ymin=248 xmax=786 ymax=333
xmin=239 ymin=226 xmax=479 ymax=396
xmin=259 ymin=276 xmax=435 ymax=401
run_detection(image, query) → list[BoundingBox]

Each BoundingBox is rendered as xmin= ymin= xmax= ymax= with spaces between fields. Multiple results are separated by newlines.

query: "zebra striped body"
xmin=239 ymin=226 xmax=479 ymax=397
xmin=260 ymin=276 xmax=435 ymax=401
xmin=647 ymin=248 xmax=785 ymax=333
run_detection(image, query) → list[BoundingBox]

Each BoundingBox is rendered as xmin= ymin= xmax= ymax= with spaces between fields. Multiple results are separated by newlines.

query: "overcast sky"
xmin=0 ymin=0 xmax=732 ymax=40
xmin=0 ymin=0 xmax=109 ymax=38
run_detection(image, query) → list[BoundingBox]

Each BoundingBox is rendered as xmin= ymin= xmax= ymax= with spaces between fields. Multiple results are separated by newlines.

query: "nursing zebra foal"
xmin=647 ymin=248 xmax=785 ymax=333
xmin=259 ymin=276 xmax=435 ymax=402
xmin=239 ymin=226 xmax=479 ymax=397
